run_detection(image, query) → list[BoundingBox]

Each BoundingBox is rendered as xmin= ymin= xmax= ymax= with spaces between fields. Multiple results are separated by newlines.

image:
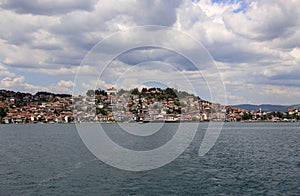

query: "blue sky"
xmin=0 ymin=0 xmax=300 ymax=105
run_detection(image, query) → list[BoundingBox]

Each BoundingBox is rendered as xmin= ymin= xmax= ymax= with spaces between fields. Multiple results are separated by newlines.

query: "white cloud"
xmin=0 ymin=71 xmax=74 ymax=94
xmin=0 ymin=0 xmax=300 ymax=104
xmin=57 ymin=80 xmax=74 ymax=88
xmin=222 ymin=0 xmax=300 ymax=41
xmin=0 ymin=0 xmax=97 ymax=15
xmin=0 ymin=64 xmax=16 ymax=78
xmin=290 ymin=47 xmax=300 ymax=61
xmin=0 ymin=76 xmax=24 ymax=88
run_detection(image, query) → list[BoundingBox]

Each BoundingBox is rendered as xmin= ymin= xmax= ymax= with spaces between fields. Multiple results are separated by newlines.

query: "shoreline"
xmin=1 ymin=121 xmax=299 ymax=125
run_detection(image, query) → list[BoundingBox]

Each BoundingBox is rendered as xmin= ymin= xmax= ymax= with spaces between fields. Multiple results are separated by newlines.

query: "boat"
xmin=164 ymin=119 xmax=179 ymax=123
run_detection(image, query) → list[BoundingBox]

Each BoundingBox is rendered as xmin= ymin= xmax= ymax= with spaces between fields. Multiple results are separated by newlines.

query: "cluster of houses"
xmin=0 ymin=88 xmax=299 ymax=124
xmin=0 ymin=90 xmax=73 ymax=124
xmin=73 ymin=87 xmax=227 ymax=123
xmin=226 ymin=106 xmax=300 ymax=122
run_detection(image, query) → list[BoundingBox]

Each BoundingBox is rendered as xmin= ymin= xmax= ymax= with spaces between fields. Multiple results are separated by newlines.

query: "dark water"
xmin=0 ymin=123 xmax=300 ymax=195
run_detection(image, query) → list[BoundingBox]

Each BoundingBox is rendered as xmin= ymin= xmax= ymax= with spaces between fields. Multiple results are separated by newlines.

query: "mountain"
xmin=233 ymin=104 xmax=300 ymax=112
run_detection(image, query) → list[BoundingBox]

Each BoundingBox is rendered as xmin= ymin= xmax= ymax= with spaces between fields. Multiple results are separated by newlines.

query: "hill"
xmin=233 ymin=104 xmax=300 ymax=112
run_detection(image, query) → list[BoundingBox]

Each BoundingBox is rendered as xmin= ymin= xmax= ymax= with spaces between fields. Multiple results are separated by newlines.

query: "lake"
xmin=0 ymin=123 xmax=300 ymax=195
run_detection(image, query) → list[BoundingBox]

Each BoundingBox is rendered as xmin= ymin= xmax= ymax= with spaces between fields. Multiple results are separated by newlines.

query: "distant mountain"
xmin=233 ymin=104 xmax=300 ymax=112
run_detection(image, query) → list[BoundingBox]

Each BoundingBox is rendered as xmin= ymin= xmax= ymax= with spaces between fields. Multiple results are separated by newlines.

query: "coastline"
xmin=1 ymin=120 xmax=299 ymax=125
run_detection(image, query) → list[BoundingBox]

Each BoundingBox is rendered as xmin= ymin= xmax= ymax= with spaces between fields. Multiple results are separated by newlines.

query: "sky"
xmin=0 ymin=0 xmax=300 ymax=105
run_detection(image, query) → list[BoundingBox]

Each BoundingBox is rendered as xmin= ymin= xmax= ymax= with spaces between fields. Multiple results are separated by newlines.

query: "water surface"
xmin=0 ymin=123 xmax=299 ymax=195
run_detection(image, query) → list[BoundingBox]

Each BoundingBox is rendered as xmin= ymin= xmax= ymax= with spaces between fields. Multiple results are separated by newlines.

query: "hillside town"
xmin=0 ymin=88 xmax=299 ymax=124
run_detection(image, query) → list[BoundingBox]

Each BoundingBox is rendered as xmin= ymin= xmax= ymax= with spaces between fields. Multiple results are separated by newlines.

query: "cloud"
xmin=0 ymin=0 xmax=97 ymax=15
xmin=75 ymin=59 xmax=215 ymax=100
xmin=0 ymin=76 xmax=24 ymax=88
xmin=57 ymin=80 xmax=74 ymax=88
xmin=0 ymin=70 xmax=74 ymax=94
xmin=222 ymin=0 xmax=300 ymax=42
xmin=0 ymin=64 xmax=16 ymax=78
xmin=0 ymin=0 xmax=300 ymax=105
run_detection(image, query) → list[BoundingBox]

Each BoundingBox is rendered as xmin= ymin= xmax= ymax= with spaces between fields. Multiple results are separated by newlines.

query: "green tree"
xmin=15 ymin=101 xmax=26 ymax=108
xmin=242 ymin=112 xmax=252 ymax=120
xmin=165 ymin=88 xmax=177 ymax=98
xmin=118 ymin=89 xmax=126 ymax=95
xmin=174 ymin=100 xmax=180 ymax=106
xmin=131 ymin=88 xmax=139 ymax=95
xmin=275 ymin=112 xmax=283 ymax=118
xmin=86 ymin=89 xmax=95 ymax=97
xmin=96 ymin=108 xmax=107 ymax=115
xmin=141 ymin=88 xmax=148 ymax=94
xmin=95 ymin=89 xmax=100 ymax=95
xmin=148 ymin=87 xmax=156 ymax=92
xmin=0 ymin=107 xmax=7 ymax=123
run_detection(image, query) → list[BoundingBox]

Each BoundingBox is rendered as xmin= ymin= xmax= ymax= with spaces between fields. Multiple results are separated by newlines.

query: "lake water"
xmin=0 ymin=123 xmax=300 ymax=195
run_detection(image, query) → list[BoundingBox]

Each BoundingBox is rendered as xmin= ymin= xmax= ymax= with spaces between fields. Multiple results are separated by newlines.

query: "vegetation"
xmin=126 ymin=87 xmax=194 ymax=101
xmin=242 ymin=112 xmax=252 ymax=120
xmin=96 ymin=108 xmax=108 ymax=116
xmin=95 ymin=89 xmax=107 ymax=96
xmin=36 ymin=91 xmax=71 ymax=98
xmin=86 ymin=89 xmax=95 ymax=97
xmin=0 ymin=107 xmax=8 ymax=123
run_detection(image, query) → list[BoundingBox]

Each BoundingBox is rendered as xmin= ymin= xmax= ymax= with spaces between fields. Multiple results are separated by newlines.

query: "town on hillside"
xmin=0 ymin=88 xmax=299 ymax=124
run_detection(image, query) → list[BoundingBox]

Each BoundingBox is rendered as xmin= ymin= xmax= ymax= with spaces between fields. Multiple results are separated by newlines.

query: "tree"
xmin=118 ymin=89 xmax=126 ymax=95
xmin=131 ymin=88 xmax=139 ymax=95
xmin=0 ymin=107 xmax=7 ymax=123
xmin=174 ymin=100 xmax=180 ymax=106
xmin=275 ymin=112 xmax=283 ymax=118
xmin=96 ymin=108 xmax=107 ymax=116
xmin=242 ymin=112 xmax=252 ymax=120
xmin=148 ymin=87 xmax=156 ymax=92
xmin=141 ymin=88 xmax=148 ymax=94
xmin=86 ymin=89 xmax=95 ymax=97
xmin=165 ymin=88 xmax=177 ymax=98
xmin=95 ymin=89 xmax=108 ymax=96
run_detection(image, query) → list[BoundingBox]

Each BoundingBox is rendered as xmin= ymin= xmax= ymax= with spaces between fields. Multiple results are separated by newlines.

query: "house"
xmin=107 ymin=87 xmax=117 ymax=95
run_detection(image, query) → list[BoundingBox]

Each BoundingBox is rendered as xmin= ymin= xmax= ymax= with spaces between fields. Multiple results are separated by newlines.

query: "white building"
xmin=107 ymin=87 xmax=117 ymax=95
